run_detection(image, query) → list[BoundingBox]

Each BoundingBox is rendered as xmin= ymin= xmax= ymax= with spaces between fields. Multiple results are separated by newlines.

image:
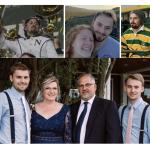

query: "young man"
xmin=0 ymin=62 xmax=31 ymax=143
xmin=121 ymin=11 xmax=150 ymax=57
xmin=119 ymin=74 xmax=150 ymax=143
xmin=0 ymin=16 xmax=58 ymax=58
xmin=91 ymin=11 xmax=120 ymax=58
xmin=71 ymin=73 xmax=122 ymax=143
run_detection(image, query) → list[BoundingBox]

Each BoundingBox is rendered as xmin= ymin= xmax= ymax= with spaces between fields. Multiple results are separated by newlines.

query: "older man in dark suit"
xmin=71 ymin=73 xmax=122 ymax=143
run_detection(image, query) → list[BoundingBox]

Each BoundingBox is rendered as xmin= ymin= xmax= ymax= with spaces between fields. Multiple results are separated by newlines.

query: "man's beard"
xmin=131 ymin=24 xmax=140 ymax=29
xmin=93 ymin=32 xmax=105 ymax=42
xmin=27 ymin=30 xmax=39 ymax=37
xmin=131 ymin=22 xmax=142 ymax=29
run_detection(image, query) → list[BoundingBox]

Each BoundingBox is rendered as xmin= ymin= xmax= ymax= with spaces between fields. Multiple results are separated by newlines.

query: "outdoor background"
xmin=1 ymin=58 xmax=150 ymax=107
xmin=65 ymin=5 xmax=120 ymax=41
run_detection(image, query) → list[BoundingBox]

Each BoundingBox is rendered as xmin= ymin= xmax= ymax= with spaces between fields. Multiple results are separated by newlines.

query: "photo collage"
xmin=0 ymin=5 xmax=150 ymax=144
xmin=0 ymin=5 xmax=150 ymax=58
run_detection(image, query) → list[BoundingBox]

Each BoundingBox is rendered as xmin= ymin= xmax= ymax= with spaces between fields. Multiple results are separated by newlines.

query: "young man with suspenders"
xmin=119 ymin=73 xmax=150 ymax=143
xmin=0 ymin=62 xmax=31 ymax=143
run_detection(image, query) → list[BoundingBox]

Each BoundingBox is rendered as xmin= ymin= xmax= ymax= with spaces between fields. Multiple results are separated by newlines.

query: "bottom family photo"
xmin=0 ymin=58 xmax=150 ymax=144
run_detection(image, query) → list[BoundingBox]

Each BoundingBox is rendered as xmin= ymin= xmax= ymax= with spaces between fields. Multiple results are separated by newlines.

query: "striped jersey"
xmin=121 ymin=26 xmax=150 ymax=51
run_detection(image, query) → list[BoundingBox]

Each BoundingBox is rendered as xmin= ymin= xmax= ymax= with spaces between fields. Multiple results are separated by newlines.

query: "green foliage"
xmin=0 ymin=58 xmax=114 ymax=104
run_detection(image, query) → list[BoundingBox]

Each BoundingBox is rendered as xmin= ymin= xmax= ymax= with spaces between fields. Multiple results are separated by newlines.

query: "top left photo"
xmin=0 ymin=5 xmax=64 ymax=58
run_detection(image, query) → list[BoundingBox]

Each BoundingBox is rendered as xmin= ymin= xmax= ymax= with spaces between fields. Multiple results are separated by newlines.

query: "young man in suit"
xmin=71 ymin=73 xmax=122 ymax=143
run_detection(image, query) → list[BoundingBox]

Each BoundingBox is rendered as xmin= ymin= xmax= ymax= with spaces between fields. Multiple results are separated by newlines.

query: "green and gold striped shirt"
xmin=121 ymin=26 xmax=150 ymax=51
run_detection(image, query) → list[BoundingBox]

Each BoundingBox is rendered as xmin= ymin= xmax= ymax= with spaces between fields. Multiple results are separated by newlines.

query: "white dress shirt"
xmin=76 ymin=95 xmax=95 ymax=143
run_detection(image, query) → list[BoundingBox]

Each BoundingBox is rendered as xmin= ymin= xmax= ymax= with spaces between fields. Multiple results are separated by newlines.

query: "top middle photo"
xmin=65 ymin=5 xmax=120 ymax=58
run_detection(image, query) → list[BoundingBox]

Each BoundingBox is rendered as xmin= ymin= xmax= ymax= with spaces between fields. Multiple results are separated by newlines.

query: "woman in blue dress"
xmin=31 ymin=74 xmax=72 ymax=143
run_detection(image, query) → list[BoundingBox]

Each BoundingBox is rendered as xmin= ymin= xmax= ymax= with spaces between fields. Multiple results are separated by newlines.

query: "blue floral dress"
xmin=31 ymin=104 xmax=72 ymax=143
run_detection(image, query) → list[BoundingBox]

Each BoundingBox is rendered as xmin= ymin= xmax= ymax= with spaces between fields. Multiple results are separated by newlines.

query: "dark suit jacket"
xmin=71 ymin=96 xmax=122 ymax=143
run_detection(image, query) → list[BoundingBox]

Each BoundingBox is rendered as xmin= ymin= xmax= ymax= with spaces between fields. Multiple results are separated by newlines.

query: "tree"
xmin=96 ymin=58 xmax=116 ymax=98
xmin=0 ymin=58 xmax=116 ymax=103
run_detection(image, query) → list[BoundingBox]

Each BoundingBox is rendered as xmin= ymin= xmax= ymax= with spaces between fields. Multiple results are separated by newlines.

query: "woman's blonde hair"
xmin=65 ymin=24 xmax=93 ymax=58
xmin=40 ymin=74 xmax=60 ymax=95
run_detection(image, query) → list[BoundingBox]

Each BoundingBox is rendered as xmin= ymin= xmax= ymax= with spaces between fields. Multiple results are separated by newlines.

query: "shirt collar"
xmin=128 ymin=97 xmax=143 ymax=109
xmin=130 ymin=25 xmax=144 ymax=34
xmin=11 ymin=86 xmax=25 ymax=100
xmin=81 ymin=95 xmax=95 ymax=106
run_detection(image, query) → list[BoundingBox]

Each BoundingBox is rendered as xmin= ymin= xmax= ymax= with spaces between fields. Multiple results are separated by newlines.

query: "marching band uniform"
xmin=0 ymin=33 xmax=58 ymax=58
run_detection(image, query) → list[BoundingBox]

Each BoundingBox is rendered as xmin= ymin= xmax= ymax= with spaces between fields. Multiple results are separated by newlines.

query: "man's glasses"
xmin=78 ymin=83 xmax=95 ymax=88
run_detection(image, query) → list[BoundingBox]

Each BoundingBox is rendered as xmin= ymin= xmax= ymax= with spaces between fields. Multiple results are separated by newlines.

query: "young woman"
xmin=66 ymin=24 xmax=94 ymax=58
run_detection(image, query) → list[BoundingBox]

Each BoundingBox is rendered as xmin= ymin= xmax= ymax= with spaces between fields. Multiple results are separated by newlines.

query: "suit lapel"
xmin=72 ymin=101 xmax=81 ymax=142
xmin=84 ymin=97 xmax=99 ymax=141
xmin=73 ymin=101 xmax=81 ymax=122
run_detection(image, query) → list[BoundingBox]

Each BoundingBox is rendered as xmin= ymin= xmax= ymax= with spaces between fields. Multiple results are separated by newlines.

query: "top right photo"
xmin=121 ymin=5 xmax=150 ymax=58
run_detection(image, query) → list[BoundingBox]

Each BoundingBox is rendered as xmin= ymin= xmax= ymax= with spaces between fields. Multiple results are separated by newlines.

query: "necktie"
xmin=125 ymin=105 xmax=134 ymax=143
xmin=75 ymin=102 xmax=88 ymax=143
xmin=21 ymin=96 xmax=30 ymax=144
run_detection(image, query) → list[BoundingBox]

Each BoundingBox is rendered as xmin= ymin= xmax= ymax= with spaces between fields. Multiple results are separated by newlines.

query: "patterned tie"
xmin=125 ymin=105 xmax=134 ymax=143
xmin=21 ymin=96 xmax=30 ymax=144
xmin=75 ymin=102 xmax=88 ymax=143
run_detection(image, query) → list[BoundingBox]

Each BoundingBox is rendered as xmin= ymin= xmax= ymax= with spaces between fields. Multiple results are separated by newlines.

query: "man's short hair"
xmin=93 ymin=10 xmax=117 ymax=26
xmin=25 ymin=16 xmax=41 ymax=25
xmin=130 ymin=10 xmax=146 ymax=25
xmin=20 ymin=53 xmax=36 ymax=58
xmin=10 ymin=62 xmax=31 ymax=76
xmin=125 ymin=73 xmax=144 ymax=86
xmin=77 ymin=73 xmax=96 ymax=86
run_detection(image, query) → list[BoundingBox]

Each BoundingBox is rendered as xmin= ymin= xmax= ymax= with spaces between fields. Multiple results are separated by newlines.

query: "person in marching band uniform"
xmin=0 ymin=16 xmax=59 ymax=58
